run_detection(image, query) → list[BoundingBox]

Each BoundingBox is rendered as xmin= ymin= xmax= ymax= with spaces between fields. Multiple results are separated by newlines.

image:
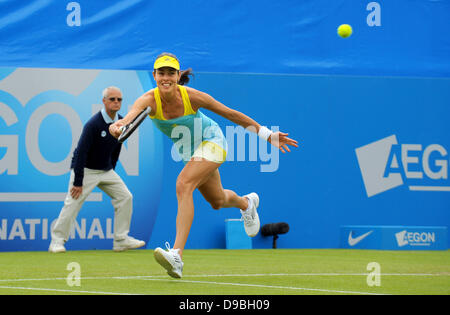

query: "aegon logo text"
xmin=395 ymin=230 xmax=435 ymax=247
xmin=355 ymin=135 xmax=449 ymax=197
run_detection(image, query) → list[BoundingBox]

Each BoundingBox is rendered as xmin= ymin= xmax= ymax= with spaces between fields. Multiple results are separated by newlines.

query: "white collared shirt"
xmin=101 ymin=108 xmax=118 ymax=124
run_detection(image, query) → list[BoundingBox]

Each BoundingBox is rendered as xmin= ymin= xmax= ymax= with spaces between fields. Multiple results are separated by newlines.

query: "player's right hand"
xmin=109 ymin=120 xmax=124 ymax=139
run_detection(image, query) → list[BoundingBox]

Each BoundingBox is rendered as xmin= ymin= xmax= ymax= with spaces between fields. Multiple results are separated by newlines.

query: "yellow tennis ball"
xmin=337 ymin=24 xmax=352 ymax=38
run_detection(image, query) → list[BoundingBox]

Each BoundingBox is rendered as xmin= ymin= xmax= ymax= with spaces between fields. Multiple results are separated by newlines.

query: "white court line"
xmin=180 ymin=273 xmax=447 ymax=277
xmin=0 ymin=272 xmax=447 ymax=283
xmin=0 ymin=276 xmax=386 ymax=295
xmin=0 ymin=276 xmax=156 ymax=283
xmin=0 ymin=285 xmax=137 ymax=295
xmin=139 ymin=278 xmax=387 ymax=295
xmin=0 ymin=273 xmax=447 ymax=296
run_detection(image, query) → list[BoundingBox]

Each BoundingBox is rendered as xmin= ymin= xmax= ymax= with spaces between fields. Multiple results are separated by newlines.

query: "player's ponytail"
xmin=179 ymin=68 xmax=193 ymax=86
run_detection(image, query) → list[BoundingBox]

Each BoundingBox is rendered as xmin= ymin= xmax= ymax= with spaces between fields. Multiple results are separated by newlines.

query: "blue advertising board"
xmin=0 ymin=68 xmax=163 ymax=251
xmin=0 ymin=1 xmax=449 ymax=251
xmin=150 ymin=72 xmax=450 ymax=250
xmin=340 ymin=226 xmax=448 ymax=250
xmin=1 ymin=69 xmax=449 ymax=251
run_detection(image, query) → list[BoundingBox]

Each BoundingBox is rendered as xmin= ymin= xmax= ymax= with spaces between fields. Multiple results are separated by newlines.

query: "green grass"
xmin=0 ymin=249 xmax=448 ymax=295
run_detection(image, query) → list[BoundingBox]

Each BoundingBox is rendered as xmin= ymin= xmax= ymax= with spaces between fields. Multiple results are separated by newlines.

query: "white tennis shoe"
xmin=48 ymin=240 xmax=66 ymax=253
xmin=241 ymin=192 xmax=260 ymax=237
xmin=154 ymin=242 xmax=184 ymax=278
xmin=113 ymin=236 xmax=146 ymax=252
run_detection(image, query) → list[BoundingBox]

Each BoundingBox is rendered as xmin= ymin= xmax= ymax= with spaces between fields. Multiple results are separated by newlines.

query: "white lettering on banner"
xmin=69 ymin=218 xmax=114 ymax=240
xmin=367 ymin=2 xmax=381 ymax=27
xmin=170 ymin=119 xmax=280 ymax=172
xmin=423 ymin=144 xmax=448 ymax=179
xmin=87 ymin=218 xmax=104 ymax=239
xmin=402 ymin=144 xmax=423 ymax=179
xmin=0 ymin=192 xmax=102 ymax=202
xmin=395 ymin=230 xmax=436 ymax=247
xmin=66 ymin=2 xmax=81 ymax=27
xmin=0 ymin=135 xmax=18 ymax=175
xmin=1 ymin=102 xmax=138 ymax=177
xmin=0 ymin=102 xmax=139 ymax=202
xmin=0 ymin=102 xmax=19 ymax=175
xmin=0 ymin=218 xmax=114 ymax=241
xmin=355 ymin=135 xmax=450 ymax=197
xmin=26 ymin=102 xmax=82 ymax=176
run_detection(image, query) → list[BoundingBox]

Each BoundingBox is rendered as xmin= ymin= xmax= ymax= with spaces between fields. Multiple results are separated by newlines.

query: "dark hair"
xmin=154 ymin=52 xmax=194 ymax=86
xmin=179 ymin=68 xmax=193 ymax=86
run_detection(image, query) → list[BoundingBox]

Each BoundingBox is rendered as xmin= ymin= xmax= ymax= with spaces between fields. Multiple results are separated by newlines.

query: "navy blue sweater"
xmin=70 ymin=111 xmax=122 ymax=186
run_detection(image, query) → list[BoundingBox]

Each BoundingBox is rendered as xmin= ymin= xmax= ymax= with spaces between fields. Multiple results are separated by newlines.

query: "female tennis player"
xmin=109 ymin=53 xmax=298 ymax=278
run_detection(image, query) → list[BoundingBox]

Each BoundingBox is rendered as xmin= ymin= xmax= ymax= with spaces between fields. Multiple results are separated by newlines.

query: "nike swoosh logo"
xmin=348 ymin=230 xmax=373 ymax=246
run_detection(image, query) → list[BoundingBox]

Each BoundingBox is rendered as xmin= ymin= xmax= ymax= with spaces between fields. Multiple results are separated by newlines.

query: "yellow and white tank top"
xmin=150 ymin=85 xmax=227 ymax=163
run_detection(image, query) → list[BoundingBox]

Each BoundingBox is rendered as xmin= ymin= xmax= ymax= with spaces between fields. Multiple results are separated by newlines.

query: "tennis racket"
xmin=118 ymin=107 xmax=151 ymax=143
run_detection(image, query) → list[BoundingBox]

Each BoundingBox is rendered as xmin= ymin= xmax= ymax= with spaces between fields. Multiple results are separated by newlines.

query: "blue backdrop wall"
xmin=1 ymin=0 xmax=449 ymax=76
xmin=0 ymin=1 xmax=449 ymax=251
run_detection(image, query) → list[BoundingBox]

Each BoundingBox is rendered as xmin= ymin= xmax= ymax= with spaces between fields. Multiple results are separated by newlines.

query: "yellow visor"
xmin=153 ymin=56 xmax=180 ymax=70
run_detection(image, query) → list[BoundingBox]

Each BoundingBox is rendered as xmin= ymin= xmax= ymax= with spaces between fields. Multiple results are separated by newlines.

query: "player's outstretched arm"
xmin=188 ymin=87 xmax=298 ymax=152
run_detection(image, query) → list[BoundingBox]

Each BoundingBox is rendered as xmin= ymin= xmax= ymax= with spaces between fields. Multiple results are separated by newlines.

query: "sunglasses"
xmin=108 ymin=97 xmax=123 ymax=102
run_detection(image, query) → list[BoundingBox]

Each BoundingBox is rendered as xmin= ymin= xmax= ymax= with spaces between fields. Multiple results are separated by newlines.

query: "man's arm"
xmin=71 ymin=122 xmax=94 ymax=198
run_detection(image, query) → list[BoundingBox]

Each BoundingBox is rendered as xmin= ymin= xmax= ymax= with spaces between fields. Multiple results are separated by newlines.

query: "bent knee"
xmin=112 ymin=191 xmax=132 ymax=208
xmin=209 ymin=197 xmax=225 ymax=210
xmin=125 ymin=191 xmax=133 ymax=202
xmin=120 ymin=188 xmax=133 ymax=202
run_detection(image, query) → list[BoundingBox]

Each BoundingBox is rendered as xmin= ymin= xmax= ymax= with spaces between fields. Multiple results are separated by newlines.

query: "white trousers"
xmin=51 ymin=168 xmax=133 ymax=243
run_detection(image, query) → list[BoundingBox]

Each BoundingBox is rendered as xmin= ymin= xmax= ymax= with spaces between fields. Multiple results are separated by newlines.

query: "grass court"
xmin=0 ymin=249 xmax=448 ymax=295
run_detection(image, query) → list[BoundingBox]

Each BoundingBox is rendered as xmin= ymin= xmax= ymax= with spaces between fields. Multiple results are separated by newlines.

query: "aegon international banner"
xmin=155 ymin=72 xmax=450 ymax=250
xmin=0 ymin=68 xmax=163 ymax=251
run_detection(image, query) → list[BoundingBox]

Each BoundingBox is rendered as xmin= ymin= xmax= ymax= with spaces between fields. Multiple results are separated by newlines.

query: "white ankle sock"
xmin=243 ymin=197 xmax=253 ymax=211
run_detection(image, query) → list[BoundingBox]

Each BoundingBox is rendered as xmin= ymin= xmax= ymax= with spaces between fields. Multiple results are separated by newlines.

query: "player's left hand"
xmin=268 ymin=132 xmax=299 ymax=153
